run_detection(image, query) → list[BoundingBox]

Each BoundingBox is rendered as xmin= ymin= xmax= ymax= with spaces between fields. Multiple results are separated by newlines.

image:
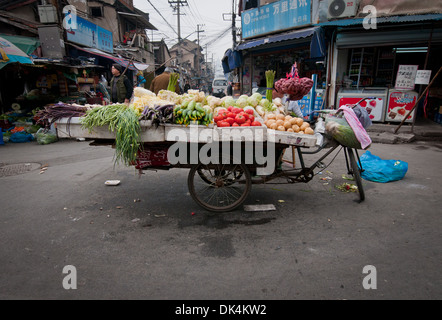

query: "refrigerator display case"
xmin=337 ymin=88 xmax=389 ymax=122
xmin=385 ymin=90 xmax=418 ymax=123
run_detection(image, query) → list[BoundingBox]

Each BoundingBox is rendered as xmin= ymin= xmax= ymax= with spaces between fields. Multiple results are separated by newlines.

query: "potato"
xmin=292 ymin=124 xmax=300 ymax=133
xmin=276 ymin=114 xmax=285 ymax=121
xmin=296 ymin=118 xmax=304 ymax=127
xmin=299 ymin=131 xmax=304 ymax=134
xmin=287 ymin=128 xmax=294 ymax=133
xmin=300 ymin=122 xmax=310 ymax=131
xmin=289 ymin=118 xmax=298 ymax=125
xmin=267 ymin=119 xmax=276 ymax=126
xmin=270 ymin=123 xmax=278 ymax=130
xmin=276 ymin=119 xmax=284 ymax=127
xmin=267 ymin=114 xmax=276 ymax=120
xmin=277 ymin=126 xmax=286 ymax=131
xmin=283 ymin=121 xmax=292 ymax=130
xmin=285 ymin=115 xmax=293 ymax=121
xmin=305 ymin=127 xmax=315 ymax=135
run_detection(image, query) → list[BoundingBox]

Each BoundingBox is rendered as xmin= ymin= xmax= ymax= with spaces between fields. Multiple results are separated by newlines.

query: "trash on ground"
xmin=105 ymin=180 xmax=120 ymax=186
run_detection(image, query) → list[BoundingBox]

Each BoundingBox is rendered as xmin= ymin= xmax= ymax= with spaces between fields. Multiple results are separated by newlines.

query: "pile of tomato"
xmin=214 ymin=106 xmax=263 ymax=127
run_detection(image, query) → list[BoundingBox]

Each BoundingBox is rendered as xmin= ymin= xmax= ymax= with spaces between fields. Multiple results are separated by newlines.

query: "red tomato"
xmin=245 ymin=109 xmax=254 ymax=115
xmin=251 ymin=121 xmax=262 ymax=127
xmin=227 ymin=112 xmax=236 ymax=118
xmin=217 ymin=121 xmax=230 ymax=127
xmin=249 ymin=115 xmax=255 ymax=123
xmin=232 ymin=123 xmax=240 ymax=127
xmin=227 ymin=106 xmax=233 ymax=112
xmin=241 ymin=112 xmax=249 ymax=120
xmin=232 ymin=107 xmax=242 ymax=114
xmin=214 ymin=115 xmax=224 ymax=123
xmin=240 ymin=123 xmax=250 ymax=127
xmin=225 ymin=117 xmax=235 ymax=125
xmin=235 ymin=114 xmax=246 ymax=124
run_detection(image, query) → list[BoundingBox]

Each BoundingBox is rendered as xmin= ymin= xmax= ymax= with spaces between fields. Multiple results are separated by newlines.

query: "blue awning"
xmin=222 ymin=49 xmax=243 ymax=73
xmin=317 ymin=13 xmax=442 ymax=27
xmin=236 ymin=27 xmax=326 ymax=59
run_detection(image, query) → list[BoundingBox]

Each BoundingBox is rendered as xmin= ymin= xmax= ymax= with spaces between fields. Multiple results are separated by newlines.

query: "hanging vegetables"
xmin=265 ymin=70 xmax=276 ymax=102
xmin=80 ymin=104 xmax=141 ymax=166
xmin=274 ymin=63 xmax=314 ymax=101
xmin=167 ymin=72 xmax=180 ymax=92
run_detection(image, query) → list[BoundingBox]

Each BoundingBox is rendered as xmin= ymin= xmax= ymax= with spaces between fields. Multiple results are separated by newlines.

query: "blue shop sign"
xmin=66 ymin=15 xmax=113 ymax=53
xmin=242 ymin=0 xmax=311 ymax=39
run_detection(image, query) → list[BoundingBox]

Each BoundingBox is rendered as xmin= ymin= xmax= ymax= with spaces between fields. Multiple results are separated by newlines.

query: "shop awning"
xmin=71 ymin=44 xmax=149 ymax=71
xmin=236 ymin=27 xmax=326 ymax=58
xmin=222 ymin=49 xmax=243 ymax=74
xmin=0 ymin=35 xmax=33 ymax=70
xmin=0 ymin=34 xmax=40 ymax=55
xmin=317 ymin=13 xmax=442 ymax=27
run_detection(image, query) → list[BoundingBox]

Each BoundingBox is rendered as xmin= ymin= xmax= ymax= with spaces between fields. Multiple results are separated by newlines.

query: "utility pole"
xmin=169 ymin=0 xmax=188 ymax=71
xmin=196 ymin=24 xmax=205 ymax=86
xmin=223 ymin=0 xmax=238 ymax=48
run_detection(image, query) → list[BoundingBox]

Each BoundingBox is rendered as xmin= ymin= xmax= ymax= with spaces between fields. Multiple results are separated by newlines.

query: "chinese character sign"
xmin=242 ymin=0 xmax=311 ymax=39
xmin=395 ymin=65 xmax=418 ymax=90
xmin=66 ymin=15 xmax=113 ymax=54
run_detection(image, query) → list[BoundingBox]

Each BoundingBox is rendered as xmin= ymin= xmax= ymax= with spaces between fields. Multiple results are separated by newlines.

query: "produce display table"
xmin=54 ymin=117 xmax=317 ymax=147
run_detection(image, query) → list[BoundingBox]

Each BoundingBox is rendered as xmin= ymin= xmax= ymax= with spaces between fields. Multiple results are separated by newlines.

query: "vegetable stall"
xmin=46 ymin=71 xmax=368 ymax=212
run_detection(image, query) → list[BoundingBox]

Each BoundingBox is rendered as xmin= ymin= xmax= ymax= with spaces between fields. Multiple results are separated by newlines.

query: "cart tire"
xmin=189 ymin=163 xmax=252 ymax=212
xmin=347 ymin=148 xmax=365 ymax=202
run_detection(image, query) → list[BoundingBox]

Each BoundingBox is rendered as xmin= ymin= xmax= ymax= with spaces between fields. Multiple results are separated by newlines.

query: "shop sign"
xmin=66 ymin=15 xmax=113 ymax=54
xmin=242 ymin=0 xmax=311 ymax=39
xmin=395 ymin=65 xmax=418 ymax=90
xmin=415 ymin=70 xmax=432 ymax=85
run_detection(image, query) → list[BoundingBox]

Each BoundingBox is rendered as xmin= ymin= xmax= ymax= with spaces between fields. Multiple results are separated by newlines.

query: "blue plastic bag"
xmin=359 ymin=151 xmax=408 ymax=183
xmin=0 ymin=130 xmax=4 ymax=145
xmin=9 ymin=132 xmax=34 ymax=143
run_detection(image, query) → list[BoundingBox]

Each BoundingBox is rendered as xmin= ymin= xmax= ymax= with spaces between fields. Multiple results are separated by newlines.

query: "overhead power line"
xmin=146 ymin=0 xmax=179 ymax=38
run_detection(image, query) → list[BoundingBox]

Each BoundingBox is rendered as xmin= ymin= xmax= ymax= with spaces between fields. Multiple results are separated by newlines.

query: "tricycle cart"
xmin=56 ymin=114 xmax=366 ymax=213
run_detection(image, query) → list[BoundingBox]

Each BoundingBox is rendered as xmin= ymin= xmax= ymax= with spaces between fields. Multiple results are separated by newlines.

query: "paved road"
xmin=0 ymin=139 xmax=441 ymax=300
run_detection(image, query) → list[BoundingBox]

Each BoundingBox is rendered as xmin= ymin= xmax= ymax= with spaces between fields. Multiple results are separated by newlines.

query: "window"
xmin=214 ymin=80 xmax=227 ymax=86
xmin=90 ymin=6 xmax=103 ymax=18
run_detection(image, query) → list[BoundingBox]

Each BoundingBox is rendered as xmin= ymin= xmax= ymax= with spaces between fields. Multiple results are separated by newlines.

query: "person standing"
xmin=183 ymin=80 xmax=191 ymax=93
xmin=149 ymin=67 xmax=180 ymax=95
xmin=109 ymin=64 xmax=133 ymax=104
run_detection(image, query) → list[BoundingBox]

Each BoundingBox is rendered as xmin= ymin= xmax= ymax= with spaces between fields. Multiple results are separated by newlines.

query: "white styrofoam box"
xmin=55 ymin=118 xmax=165 ymax=142
xmin=267 ymin=130 xmax=317 ymax=147
xmin=214 ymin=126 xmax=267 ymax=142
xmin=164 ymin=124 xmax=214 ymax=143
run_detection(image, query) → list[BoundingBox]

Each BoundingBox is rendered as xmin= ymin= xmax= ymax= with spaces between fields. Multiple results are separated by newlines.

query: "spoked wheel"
xmin=197 ymin=168 xmax=243 ymax=186
xmin=189 ymin=162 xmax=252 ymax=212
xmin=345 ymin=148 xmax=365 ymax=202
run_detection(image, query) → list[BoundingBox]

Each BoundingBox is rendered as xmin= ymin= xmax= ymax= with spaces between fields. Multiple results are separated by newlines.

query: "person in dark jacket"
xmin=110 ymin=64 xmax=133 ymax=104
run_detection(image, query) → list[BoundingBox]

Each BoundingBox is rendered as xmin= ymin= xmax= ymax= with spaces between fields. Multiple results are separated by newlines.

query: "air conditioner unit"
xmin=38 ymin=5 xmax=58 ymax=24
xmin=327 ymin=0 xmax=359 ymax=19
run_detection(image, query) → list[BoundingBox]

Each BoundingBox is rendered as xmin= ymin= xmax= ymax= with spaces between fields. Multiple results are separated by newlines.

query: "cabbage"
xmin=259 ymin=98 xmax=271 ymax=109
xmin=251 ymin=93 xmax=262 ymax=102
xmin=236 ymin=97 xmax=248 ymax=108
xmin=223 ymin=97 xmax=236 ymax=108
xmin=247 ymin=96 xmax=259 ymax=107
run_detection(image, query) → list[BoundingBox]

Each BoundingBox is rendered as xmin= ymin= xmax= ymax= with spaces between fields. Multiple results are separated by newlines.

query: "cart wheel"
xmin=189 ymin=163 xmax=252 ymax=212
xmin=346 ymin=148 xmax=365 ymax=202
xmin=197 ymin=168 xmax=243 ymax=186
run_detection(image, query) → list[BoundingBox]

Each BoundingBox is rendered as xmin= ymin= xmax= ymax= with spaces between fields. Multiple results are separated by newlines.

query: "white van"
xmin=211 ymin=78 xmax=228 ymax=97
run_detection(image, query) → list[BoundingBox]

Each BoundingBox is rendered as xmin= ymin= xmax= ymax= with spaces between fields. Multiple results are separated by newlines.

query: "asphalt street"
xmin=0 ymin=138 xmax=441 ymax=300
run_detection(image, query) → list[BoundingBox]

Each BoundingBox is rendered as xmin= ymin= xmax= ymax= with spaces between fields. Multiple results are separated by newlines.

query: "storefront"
xmin=236 ymin=27 xmax=326 ymax=93
xmin=323 ymin=15 xmax=442 ymax=124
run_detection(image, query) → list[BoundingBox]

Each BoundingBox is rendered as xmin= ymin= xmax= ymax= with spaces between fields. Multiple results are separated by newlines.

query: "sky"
xmin=134 ymin=0 xmax=239 ymax=76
